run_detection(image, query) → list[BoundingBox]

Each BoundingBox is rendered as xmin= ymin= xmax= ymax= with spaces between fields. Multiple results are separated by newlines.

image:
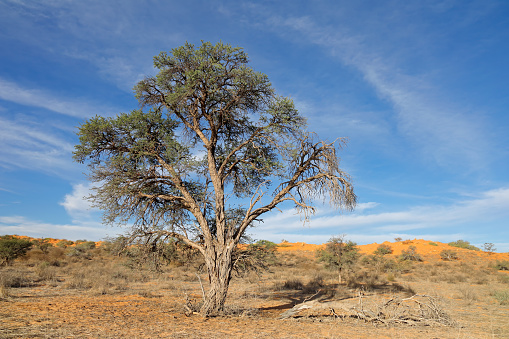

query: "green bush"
xmin=317 ymin=235 xmax=360 ymax=284
xmin=428 ymin=242 xmax=438 ymax=246
xmin=448 ymin=240 xmax=480 ymax=251
xmin=399 ymin=245 xmax=422 ymax=262
xmin=373 ymin=244 xmax=393 ymax=256
xmin=0 ymin=236 xmax=33 ymax=266
xmin=56 ymin=240 xmax=74 ymax=248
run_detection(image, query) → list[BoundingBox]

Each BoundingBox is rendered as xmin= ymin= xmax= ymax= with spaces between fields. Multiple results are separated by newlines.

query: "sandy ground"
xmin=1 ymin=239 xmax=508 ymax=338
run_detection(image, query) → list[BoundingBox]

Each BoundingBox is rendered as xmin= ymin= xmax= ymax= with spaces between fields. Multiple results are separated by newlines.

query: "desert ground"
xmin=1 ymin=237 xmax=509 ymax=338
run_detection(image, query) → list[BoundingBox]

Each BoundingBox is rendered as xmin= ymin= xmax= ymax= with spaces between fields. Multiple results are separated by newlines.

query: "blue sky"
xmin=1 ymin=0 xmax=508 ymax=251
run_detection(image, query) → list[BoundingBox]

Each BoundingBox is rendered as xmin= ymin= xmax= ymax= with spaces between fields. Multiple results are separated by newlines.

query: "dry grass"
xmin=1 ymin=240 xmax=509 ymax=338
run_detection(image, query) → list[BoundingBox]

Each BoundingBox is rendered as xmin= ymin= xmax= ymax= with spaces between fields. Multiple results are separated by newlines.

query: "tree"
xmin=482 ymin=242 xmax=496 ymax=254
xmin=317 ymin=235 xmax=359 ymax=284
xmin=0 ymin=236 xmax=33 ymax=266
xmin=74 ymin=41 xmax=356 ymax=315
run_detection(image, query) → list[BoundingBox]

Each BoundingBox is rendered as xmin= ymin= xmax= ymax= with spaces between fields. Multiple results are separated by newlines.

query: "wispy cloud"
xmin=248 ymin=3 xmax=493 ymax=172
xmin=253 ymin=187 xmax=509 ymax=249
xmin=0 ymin=115 xmax=77 ymax=176
xmin=0 ymin=77 xmax=116 ymax=118
xmin=0 ymin=215 xmax=120 ymax=241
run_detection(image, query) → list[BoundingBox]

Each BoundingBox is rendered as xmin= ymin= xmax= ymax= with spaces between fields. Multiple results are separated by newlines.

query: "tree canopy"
xmin=74 ymin=41 xmax=356 ymax=315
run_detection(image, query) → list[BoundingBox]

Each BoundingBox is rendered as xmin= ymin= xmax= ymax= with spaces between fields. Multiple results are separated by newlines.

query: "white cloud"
xmin=0 ymin=116 xmax=78 ymax=176
xmin=0 ymin=77 xmax=116 ymax=118
xmin=255 ymin=6 xmax=492 ymax=172
xmin=0 ymin=215 xmax=120 ymax=241
xmin=60 ymin=183 xmax=97 ymax=219
xmin=252 ymin=187 xmax=509 ymax=250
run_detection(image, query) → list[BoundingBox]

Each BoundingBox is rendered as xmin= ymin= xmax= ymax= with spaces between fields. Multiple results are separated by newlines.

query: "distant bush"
xmin=440 ymin=249 xmax=458 ymax=261
xmin=56 ymin=240 xmax=74 ymax=248
xmin=428 ymin=242 xmax=438 ymax=246
xmin=32 ymin=239 xmax=53 ymax=254
xmin=448 ymin=240 xmax=480 ymax=251
xmin=493 ymin=260 xmax=509 ymax=271
xmin=373 ymin=244 xmax=393 ymax=256
xmin=253 ymin=240 xmax=278 ymax=250
xmin=317 ymin=235 xmax=360 ymax=284
xmin=394 ymin=237 xmax=402 ymax=242
xmin=0 ymin=236 xmax=33 ymax=266
xmin=399 ymin=246 xmax=422 ymax=262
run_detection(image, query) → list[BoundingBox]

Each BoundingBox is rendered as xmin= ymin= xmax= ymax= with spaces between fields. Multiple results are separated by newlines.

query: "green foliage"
xmin=56 ymin=240 xmax=74 ymax=248
xmin=0 ymin=236 xmax=33 ymax=266
xmin=73 ymin=41 xmax=356 ymax=315
xmin=428 ymin=242 xmax=438 ymax=246
xmin=399 ymin=245 xmax=422 ymax=262
xmin=32 ymin=238 xmax=53 ymax=254
xmin=440 ymin=249 xmax=458 ymax=261
xmin=317 ymin=236 xmax=360 ymax=283
xmin=361 ymin=254 xmax=396 ymax=274
xmin=448 ymin=240 xmax=480 ymax=251
xmin=373 ymin=244 xmax=393 ymax=256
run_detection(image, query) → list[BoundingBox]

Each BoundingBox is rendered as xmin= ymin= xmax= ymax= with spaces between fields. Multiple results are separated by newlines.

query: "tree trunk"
xmin=200 ymin=245 xmax=234 ymax=315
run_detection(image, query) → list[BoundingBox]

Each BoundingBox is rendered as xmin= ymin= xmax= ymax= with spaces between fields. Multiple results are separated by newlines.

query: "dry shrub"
xmin=457 ymin=284 xmax=478 ymax=304
xmin=0 ymin=269 xmax=31 ymax=287
xmin=36 ymin=262 xmax=58 ymax=282
xmin=274 ymin=279 xmax=304 ymax=291
xmin=491 ymin=290 xmax=509 ymax=305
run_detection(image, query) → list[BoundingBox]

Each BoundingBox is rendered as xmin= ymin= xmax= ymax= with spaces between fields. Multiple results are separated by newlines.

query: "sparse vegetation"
xmin=1 ymin=236 xmax=509 ymax=338
xmin=440 ymin=249 xmax=458 ymax=261
xmin=429 ymin=242 xmax=438 ymax=246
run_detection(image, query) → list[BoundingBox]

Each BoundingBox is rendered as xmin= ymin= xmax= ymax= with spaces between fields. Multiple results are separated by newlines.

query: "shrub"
xmin=440 ymin=249 xmax=458 ymax=261
xmin=275 ymin=279 xmax=304 ymax=291
xmin=373 ymin=244 xmax=393 ymax=256
xmin=394 ymin=237 xmax=402 ymax=242
xmin=399 ymin=246 xmax=422 ymax=262
xmin=0 ymin=236 xmax=33 ymax=266
xmin=233 ymin=241 xmax=278 ymax=276
xmin=492 ymin=290 xmax=509 ymax=305
xmin=317 ymin=235 xmax=360 ymax=284
xmin=32 ymin=238 xmax=53 ymax=254
xmin=56 ymin=240 xmax=74 ymax=248
xmin=428 ymin=242 xmax=438 ymax=246
xmin=493 ymin=260 xmax=509 ymax=271
xmin=448 ymin=240 xmax=480 ymax=251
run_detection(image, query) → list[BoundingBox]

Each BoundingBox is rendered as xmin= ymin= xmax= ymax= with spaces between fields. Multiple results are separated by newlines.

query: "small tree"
xmin=482 ymin=242 xmax=496 ymax=254
xmin=74 ymin=41 xmax=356 ymax=315
xmin=0 ymin=236 xmax=33 ymax=266
xmin=317 ymin=235 xmax=359 ymax=284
